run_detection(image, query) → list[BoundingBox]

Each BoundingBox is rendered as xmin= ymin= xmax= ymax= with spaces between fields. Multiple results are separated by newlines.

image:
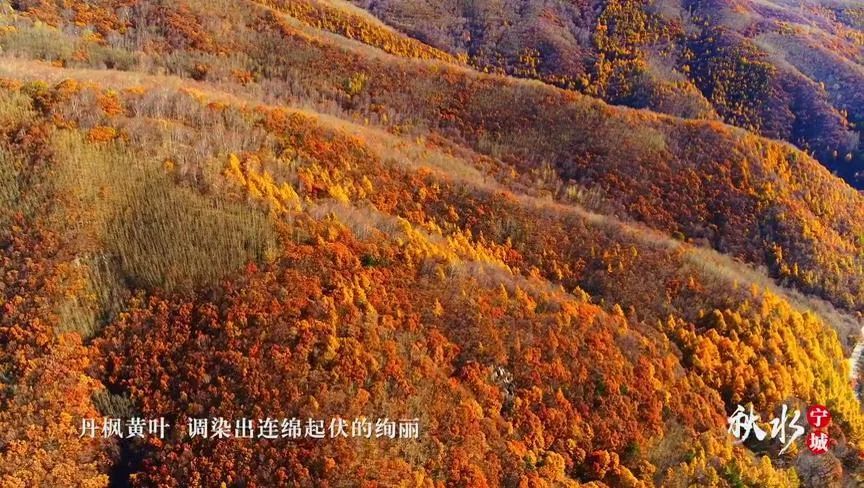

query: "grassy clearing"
xmin=107 ymin=178 xmax=276 ymax=291
xmin=56 ymin=254 xmax=127 ymax=339
xmin=53 ymin=131 xmax=277 ymax=296
xmin=0 ymin=90 xmax=39 ymax=226
xmin=0 ymin=146 xmax=21 ymax=227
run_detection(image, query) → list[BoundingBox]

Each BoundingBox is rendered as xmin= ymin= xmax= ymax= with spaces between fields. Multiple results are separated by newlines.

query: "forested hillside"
xmin=351 ymin=0 xmax=864 ymax=188
xmin=2 ymin=0 xmax=864 ymax=486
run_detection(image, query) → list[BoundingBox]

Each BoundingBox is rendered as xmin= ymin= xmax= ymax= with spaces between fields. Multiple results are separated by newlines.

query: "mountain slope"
xmin=350 ymin=0 xmax=864 ymax=187
xmin=1 ymin=0 xmax=864 ymax=486
xmin=8 ymin=0 xmax=864 ymax=315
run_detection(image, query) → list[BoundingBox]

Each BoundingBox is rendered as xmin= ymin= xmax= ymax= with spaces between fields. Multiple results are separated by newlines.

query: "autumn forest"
xmin=1 ymin=0 xmax=864 ymax=487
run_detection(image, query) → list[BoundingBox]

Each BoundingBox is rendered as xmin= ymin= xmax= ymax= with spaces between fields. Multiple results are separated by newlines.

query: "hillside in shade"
xmin=2 ymin=1 xmax=864 ymax=486
xmin=351 ymin=0 xmax=864 ymax=187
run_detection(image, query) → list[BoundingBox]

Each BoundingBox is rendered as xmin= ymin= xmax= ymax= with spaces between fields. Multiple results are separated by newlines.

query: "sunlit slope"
xmin=1 ymin=65 xmax=862 ymax=486
xmin=8 ymin=0 xmax=864 ymax=316
xmin=2 ymin=0 xmax=864 ymax=486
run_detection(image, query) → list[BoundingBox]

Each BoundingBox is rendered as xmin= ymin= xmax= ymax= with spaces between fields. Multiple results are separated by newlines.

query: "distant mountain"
xmin=351 ymin=0 xmax=864 ymax=186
